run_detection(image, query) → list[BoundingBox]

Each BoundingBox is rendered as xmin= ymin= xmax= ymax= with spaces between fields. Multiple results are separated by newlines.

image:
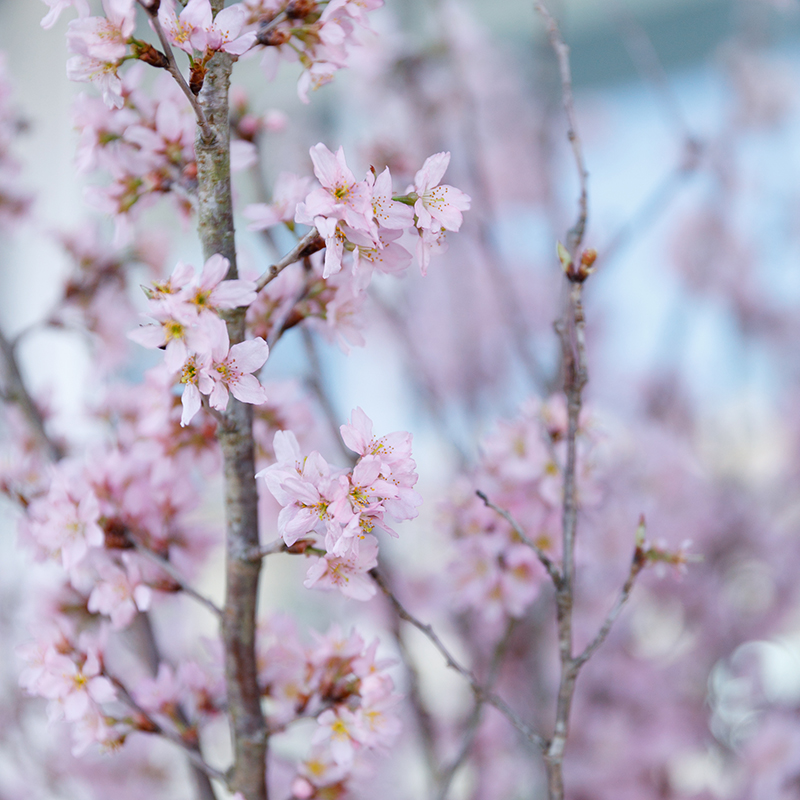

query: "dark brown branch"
xmin=254 ymin=230 xmax=324 ymax=293
xmin=370 ymin=569 xmax=546 ymax=751
xmin=475 ymin=491 xmax=562 ymax=587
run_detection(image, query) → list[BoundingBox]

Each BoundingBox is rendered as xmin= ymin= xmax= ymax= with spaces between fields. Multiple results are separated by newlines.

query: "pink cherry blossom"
xmin=87 ymin=558 xmax=152 ymax=629
xmin=207 ymin=328 xmax=270 ymax=411
xmin=66 ymin=0 xmax=135 ymax=63
xmin=41 ymin=0 xmax=90 ymax=30
xmin=296 ymin=144 xmax=373 ymax=233
xmin=158 ymin=0 xmax=212 ymax=54
xmin=412 ymin=151 xmax=471 ymax=232
xmin=303 ymin=533 xmax=379 ymax=600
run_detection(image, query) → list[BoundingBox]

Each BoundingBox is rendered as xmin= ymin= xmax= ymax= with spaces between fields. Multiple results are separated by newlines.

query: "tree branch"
xmin=475 ymin=490 xmax=562 ymax=587
xmin=370 ymin=569 xmax=546 ymax=751
xmin=535 ymin=7 xmax=592 ymax=798
xmin=137 ymin=0 xmax=215 ymax=143
xmin=573 ymin=547 xmax=645 ymax=669
xmin=536 ymin=1 xmax=588 ymax=256
xmin=131 ymin=540 xmax=223 ymax=618
xmin=193 ymin=17 xmax=268 ymax=798
xmin=254 ymin=229 xmax=324 ymax=293
xmin=435 ymin=619 xmax=517 ymax=800
xmin=0 ymin=326 xmax=64 ymax=461
xmin=109 ymin=672 xmax=228 ymax=786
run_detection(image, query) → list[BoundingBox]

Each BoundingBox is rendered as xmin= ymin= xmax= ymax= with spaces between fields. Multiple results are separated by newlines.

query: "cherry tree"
xmin=1 ymin=1 xmax=799 ymax=799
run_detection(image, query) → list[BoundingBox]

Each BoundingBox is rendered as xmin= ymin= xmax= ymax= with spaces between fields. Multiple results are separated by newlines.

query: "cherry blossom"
xmin=207 ymin=326 xmax=270 ymax=412
xmin=412 ymin=151 xmax=471 ymax=232
xmin=41 ymin=0 xmax=90 ymax=30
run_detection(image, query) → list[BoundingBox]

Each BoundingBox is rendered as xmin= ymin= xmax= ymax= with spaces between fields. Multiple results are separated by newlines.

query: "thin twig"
xmin=255 ymin=229 xmax=324 ymax=292
xmin=248 ymin=537 xmax=287 ymax=560
xmin=476 ymin=490 xmax=562 ymax=587
xmin=132 ymin=540 xmax=223 ymax=618
xmin=573 ymin=549 xmax=644 ymax=668
xmin=376 ymin=558 xmax=440 ymax=787
xmin=108 ymin=673 xmax=228 ymax=785
xmin=300 ymin=326 xmax=355 ymax=467
xmin=137 ymin=0 xmax=215 ymax=143
xmin=536 ymin=2 xmax=588 ymax=256
xmin=435 ymin=619 xmax=517 ymax=800
xmin=370 ymin=569 xmax=546 ymax=751
xmin=535 ymin=7 xmax=594 ymax=798
xmin=133 ymin=613 xmax=220 ymax=800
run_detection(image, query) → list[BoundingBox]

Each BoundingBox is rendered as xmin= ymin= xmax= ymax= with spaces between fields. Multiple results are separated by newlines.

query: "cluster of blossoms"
xmin=259 ymin=407 xmax=421 ymax=599
xmin=129 ymin=253 xmax=270 ymax=425
xmin=18 ymin=626 xmax=122 ymax=755
xmin=73 ymin=68 xmax=198 ymax=245
xmin=444 ymin=397 xmax=597 ymax=622
xmin=245 ymin=0 xmax=385 ymax=102
xmin=47 ymin=0 xmax=385 ymax=108
xmin=257 ymin=618 xmax=401 ymax=798
xmin=19 ymin=612 xmax=227 ymax=756
xmin=248 ymin=143 xmax=471 ymax=280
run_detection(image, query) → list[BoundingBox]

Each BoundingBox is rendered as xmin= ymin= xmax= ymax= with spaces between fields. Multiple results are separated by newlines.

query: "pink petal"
xmin=229 ymin=374 xmax=268 ymax=405
xmin=229 ymin=338 xmax=270 ymax=372
xmin=414 ymin=151 xmax=450 ymax=194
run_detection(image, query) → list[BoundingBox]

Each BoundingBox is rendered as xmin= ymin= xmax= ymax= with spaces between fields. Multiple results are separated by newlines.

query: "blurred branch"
xmin=133 ymin=613 xmax=220 ymax=800
xmin=370 ymin=289 xmax=470 ymax=467
xmin=614 ymin=2 xmax=695 ymax=141
xmin=600 ymin=140 xmax=701 ymax=265
xmin=109 ymin=672 xmax=228 ymax=786
xmin=370 ymin=568 xmax=546 ymax=751
xmin=476 ymin=490 xmax=562 ymax=586
xmin=536 ymin=2 xmax=588 ymax=256
xmin=0 ymin=326 xmax=64 ymax=461
xmin=435 ymin=619 xmax=517 ymax=800
xmin=300 ymin=326 xmax=356 ymax=467
xmin=377 ymin=559 xmax=440 ymax=788
xmin=131 ymin=539 xmax=223 ymax=618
